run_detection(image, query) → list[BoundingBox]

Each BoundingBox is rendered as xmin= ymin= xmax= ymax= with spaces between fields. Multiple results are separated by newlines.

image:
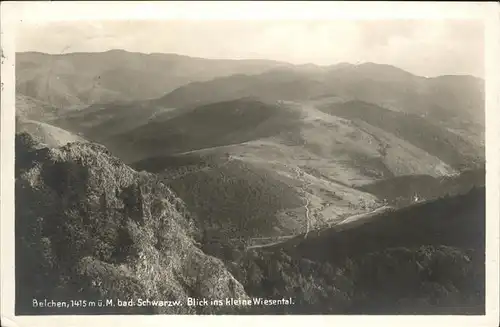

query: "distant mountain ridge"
xmin=16 ymin=50 xmax=483 ymax=110
xmin=157 ymin=62 xmax=484 ymax=124
xmin=17 ymin=50 xmax=484 ymax=154
xmin=16 ymin=50 xmax=292 ymax=108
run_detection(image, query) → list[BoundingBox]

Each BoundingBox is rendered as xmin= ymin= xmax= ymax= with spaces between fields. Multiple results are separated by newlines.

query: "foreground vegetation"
xmin=16 ymin=134 xmax=485 ymax=315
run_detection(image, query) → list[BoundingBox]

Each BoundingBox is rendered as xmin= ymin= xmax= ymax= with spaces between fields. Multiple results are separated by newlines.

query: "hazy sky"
xmin=16 ymin=19 xmax=484 ymax=77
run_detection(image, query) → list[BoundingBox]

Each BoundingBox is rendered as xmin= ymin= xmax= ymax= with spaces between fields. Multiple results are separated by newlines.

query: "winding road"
xmin=291 ymin=166 xmax=312 ymax=239
xmin=245 ymin=204 xmax=392 ymax=250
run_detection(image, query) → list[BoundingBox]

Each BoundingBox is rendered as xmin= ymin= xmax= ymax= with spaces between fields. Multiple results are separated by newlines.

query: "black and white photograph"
xmin=1 ymin=1 xmax=499 ymax=325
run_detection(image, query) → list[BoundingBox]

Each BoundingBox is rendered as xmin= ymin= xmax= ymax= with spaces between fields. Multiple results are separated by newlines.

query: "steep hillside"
xmin=16 ymin=50 xmax=290 ymax=108
xmin=317 ymin=100 xmax=484 ymax=171
xmin=109 ymin=98 xmax=459 ymax=182
xmin=132 ymin=119 xmax=479 ymax=249
xmin=122 ymin=97 xmax=479 ymax=246
xmin=15 ymin=133 xmax=249 ymax=315
xmin=160 ymin=158 xmax=304 ymax=243
xmin=228 ymin=187 xmax=485 ymax=314
xmin=156 ymin=64 xmax=484 ymax=148
xmin=108 ymin=98 xmax=303 ymax=162
xmin=33 ymin=60 xmax=483 ymax=176
xmin=133 ymin=151 xmax=382 ymax=251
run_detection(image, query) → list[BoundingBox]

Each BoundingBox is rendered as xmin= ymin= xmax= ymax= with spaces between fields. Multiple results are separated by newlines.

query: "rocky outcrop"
xmin=15 ymin=133 xmax=248 ymax=314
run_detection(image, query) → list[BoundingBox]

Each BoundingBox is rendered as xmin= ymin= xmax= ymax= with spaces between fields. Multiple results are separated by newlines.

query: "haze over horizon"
xmin=16 ymin=19 xmax=484 ymax=78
